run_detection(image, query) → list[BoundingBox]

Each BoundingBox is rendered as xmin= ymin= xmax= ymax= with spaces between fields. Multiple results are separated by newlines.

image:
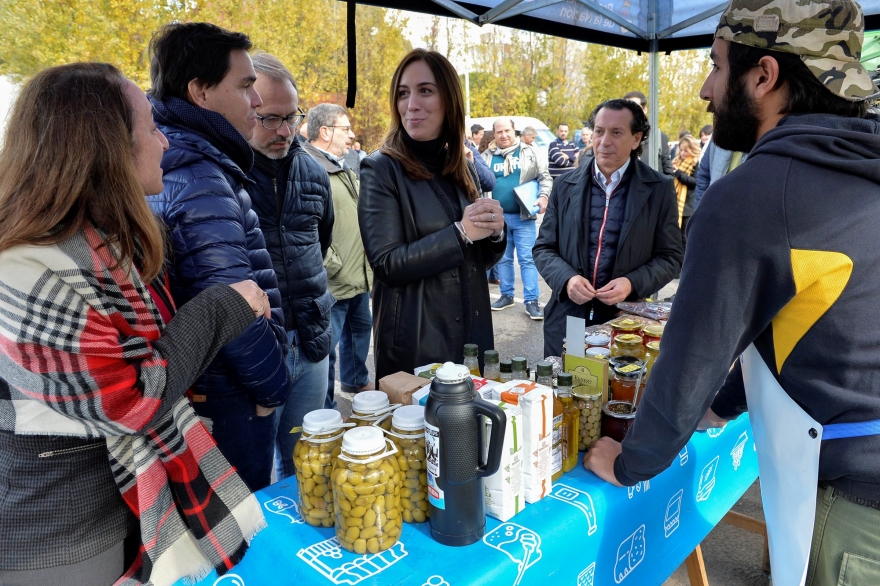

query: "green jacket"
xmin=303 ymin=142 xmax=373 ymax=300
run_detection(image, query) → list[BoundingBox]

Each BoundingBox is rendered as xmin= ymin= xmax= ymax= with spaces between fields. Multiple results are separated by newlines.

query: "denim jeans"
xmin=327 ymin=292 xmax=372 ymax=409
xmin=274 ymin=330 xmax=329 ymax=480
xmin=192 ymin=392 xmax=278 ymax=492
xmin=498 ymin=213 xmax=540 ymax=302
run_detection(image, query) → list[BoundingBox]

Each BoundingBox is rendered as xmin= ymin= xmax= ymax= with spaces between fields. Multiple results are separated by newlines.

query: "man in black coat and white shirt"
xmin=534 ymin=99 xmax=683 ymax=357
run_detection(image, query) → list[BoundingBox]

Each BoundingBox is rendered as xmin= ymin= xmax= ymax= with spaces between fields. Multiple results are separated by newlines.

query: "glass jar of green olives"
xmin=573 ymin=389 xmax=603 ymax=451
xmin=332 ymin=427 xmax=403 ymax=554
xmin=294 ymin=409 xmax=348 ymax=527
xmin=350 ymin=390 xmax=398 ymax=431
xmin=387 ymin=405 xmax=429 ymax=523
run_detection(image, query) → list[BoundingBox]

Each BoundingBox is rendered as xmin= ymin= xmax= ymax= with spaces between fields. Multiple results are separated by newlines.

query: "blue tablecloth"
xmin=184 ymin=414 xmax=757 ymax=586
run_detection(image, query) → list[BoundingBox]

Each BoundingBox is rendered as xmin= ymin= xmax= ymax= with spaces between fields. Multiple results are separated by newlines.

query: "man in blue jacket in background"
xmin=147 ymin=22 xmax=291 ymax=491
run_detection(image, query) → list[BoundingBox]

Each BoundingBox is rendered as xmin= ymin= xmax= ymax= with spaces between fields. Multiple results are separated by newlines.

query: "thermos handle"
xmin=474 ymin=401 xmax=506 ymax=478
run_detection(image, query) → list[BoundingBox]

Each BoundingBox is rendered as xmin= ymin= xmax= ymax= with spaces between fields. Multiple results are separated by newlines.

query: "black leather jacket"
xmin=358 ymin=151 xmax=507 ymax=380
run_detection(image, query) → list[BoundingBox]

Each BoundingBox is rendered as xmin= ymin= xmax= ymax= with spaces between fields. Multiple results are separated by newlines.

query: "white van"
xmin=467 ymin=116 xmax=555 ymax=158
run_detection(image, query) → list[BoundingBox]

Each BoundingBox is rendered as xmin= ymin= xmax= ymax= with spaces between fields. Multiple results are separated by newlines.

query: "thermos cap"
xmin=435 ymin=362 xmax=470 ymax=383
xmin=302 ymin=409 xmax=344 ymax=434
xmin=352 ymin=390 xmax=390 ymax=413
xmin=391 ymin=405 xmax=425 ymax=431
xmin=342 ymin=426 xmax=386 ymax=455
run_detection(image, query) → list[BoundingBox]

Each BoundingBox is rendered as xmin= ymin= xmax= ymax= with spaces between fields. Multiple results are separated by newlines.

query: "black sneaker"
xmin=525 ymin=300 xmax=544 ymax=320
xmin=491 ymin=295 xmax=515 ymax=311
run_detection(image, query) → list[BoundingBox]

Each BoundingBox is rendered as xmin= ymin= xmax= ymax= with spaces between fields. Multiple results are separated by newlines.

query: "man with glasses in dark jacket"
xmin=147 ymin=23 xmax=291 ymax=491
xmin=246 ymin=53 xmax=335 ymax=481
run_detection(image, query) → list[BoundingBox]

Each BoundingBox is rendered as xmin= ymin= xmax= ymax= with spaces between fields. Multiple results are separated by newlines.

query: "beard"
xmin=252 ymin=136 xmax=293 ymax=159
xmin=710 ymin=75 xmax=761 ymax=153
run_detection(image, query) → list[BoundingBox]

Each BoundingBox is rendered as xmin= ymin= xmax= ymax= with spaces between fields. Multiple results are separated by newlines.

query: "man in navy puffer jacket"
xmin=246 ymin=53 xmax=335 ymax=481
xmin=147 ymin=23 xmax=291 ymax=492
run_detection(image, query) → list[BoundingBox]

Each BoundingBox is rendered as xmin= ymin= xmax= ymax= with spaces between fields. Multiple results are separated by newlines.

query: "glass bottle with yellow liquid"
xmin=483 ymin=350 xmax=501 ymax=382
xmin=557 ymin=373 xmax=579 ymax=472
xmin=463 ymin=344 xmax=480 ymax=377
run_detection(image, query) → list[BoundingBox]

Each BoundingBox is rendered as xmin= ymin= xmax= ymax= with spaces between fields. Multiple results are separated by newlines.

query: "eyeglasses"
xmin=258 ymin=107 xmax=306 ymax=130
xmin=325 ymin=125 xmax=353 ymax=133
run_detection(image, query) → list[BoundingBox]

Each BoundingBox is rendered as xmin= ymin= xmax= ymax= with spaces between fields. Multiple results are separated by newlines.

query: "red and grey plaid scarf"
xmin=0 ymin=225 xmax=265 ymax=586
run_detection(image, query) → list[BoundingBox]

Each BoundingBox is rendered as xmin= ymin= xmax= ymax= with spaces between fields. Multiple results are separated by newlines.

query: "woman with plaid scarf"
xmin=672 ymin=134 xmax=702 ymax=249
xmin=0 ymin=64 xmax=269 ymax=586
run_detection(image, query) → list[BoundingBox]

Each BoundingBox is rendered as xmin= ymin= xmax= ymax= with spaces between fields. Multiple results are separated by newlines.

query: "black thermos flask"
xmin=424 ymin=362 xmax=506 ymax=546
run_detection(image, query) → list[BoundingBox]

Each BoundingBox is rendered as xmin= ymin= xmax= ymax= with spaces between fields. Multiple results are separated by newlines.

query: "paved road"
xmin=334 ymin=229 xmax=769 ymax=585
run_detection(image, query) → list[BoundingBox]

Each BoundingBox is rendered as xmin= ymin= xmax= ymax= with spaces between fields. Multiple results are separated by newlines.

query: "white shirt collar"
xmin=593 ymin=158 xmax=631 ymax=196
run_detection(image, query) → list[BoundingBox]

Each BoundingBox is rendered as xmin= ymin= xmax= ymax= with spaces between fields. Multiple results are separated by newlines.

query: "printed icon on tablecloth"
xmin=483 ymin=523 xmax=543 ymax=586
xmin=664 ymin=489 xmax=684 ymax=537
xmin=263 ymin=496 xmax=305 ymax=524
xmin=296 ymin=537 xmax=408 ymax=585
xmin=678 ymin=446 xmax=689 ymax=466
xmin=548 ymin=484 xmax=598 ymax=536
xmin=421 ymin=576 xmax=451 ymax=586
xmin=614 ymin=524 xmax=646 ymax=583
xmin=578 ymin=562 xmax=596 ymax=586
xmin=706 ymin=427 xmax=725 ymax=439
xmin=627 ymin=480 xmax=650 ymax=499
xmin=731 ymin=431 xmax=749 ymax=471
xmin=696 ymin=456 xmax=721 ymax=502
xmin=213 ymin=574 xmax=245 ymax=586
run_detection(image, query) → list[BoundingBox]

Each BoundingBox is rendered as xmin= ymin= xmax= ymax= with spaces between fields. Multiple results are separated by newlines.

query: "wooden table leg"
xmin=686 ymin=545 xmax=710 ymax=586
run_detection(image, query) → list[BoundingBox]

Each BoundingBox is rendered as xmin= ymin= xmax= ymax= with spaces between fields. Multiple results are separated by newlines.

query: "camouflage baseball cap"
xmin=715 ymin=0 xmax=878 ymax=101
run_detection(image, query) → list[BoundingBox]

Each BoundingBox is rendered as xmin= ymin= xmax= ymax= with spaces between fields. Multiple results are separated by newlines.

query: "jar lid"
xmin=586 ymin=347 xmax=611 ymax=359
xmin=612 ymin=357 xmax=647 ymax=378
xmin=302 ymin=409 xmax=344 ymax=435
xmin=484 ymin=349 xmax=500 ymax=363
xmin=435 ymin=362 xmax=470 ymax=383
xmin=557 ymin=372 xmax=573 ymax=387
xmin=572 ymin=387 xmax=602 ymax=400
xmin=610 ymin=318 xmax=642 ymax=330
xmin=463 ymin=343 xmax=479 ymax=357
xmin=585 ymin=334 xmax=611 ymax=346
xmin=342 ymin=426 xmax=386 ymax=456
xmin=614 ymin=334 xmax=643 ymax=346
xmin=536 ymin=361 xmax=553 ymax=377
xmin=500 ymin=360 xmax=512 ymax=373
xmin=603 ymin=400 xmax=636 ymax=419
xmin=646 ymin=341 xmax=661 ymax=351
xmin=391 ymin=405 xmax=425 ymax=431
xmin=352 ymin=390 xmax=390 ymax=414
xmin=511 ymin=357 xmax=527 ymax=370
xmin=642 ymin=324 xmax=665 ymax=337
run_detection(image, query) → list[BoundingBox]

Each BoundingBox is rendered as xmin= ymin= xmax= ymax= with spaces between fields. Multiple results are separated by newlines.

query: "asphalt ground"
xmin=333 ymin=218 xmax=769 ymax=585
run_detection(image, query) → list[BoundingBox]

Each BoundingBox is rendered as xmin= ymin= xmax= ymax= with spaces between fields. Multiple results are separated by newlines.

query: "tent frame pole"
xmin=647 ymin=0 xmax=659 ymax=172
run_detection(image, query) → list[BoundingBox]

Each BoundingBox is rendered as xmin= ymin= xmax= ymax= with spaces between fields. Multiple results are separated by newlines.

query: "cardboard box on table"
xmin=378 ymin=372 xmax=431 ymax=406
xmin=482 ymin=400 xmax=525 ymax=521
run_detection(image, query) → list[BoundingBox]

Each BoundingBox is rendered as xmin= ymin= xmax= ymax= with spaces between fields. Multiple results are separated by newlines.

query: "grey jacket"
xmin=480 ymin=140 xmax=553 ymax=219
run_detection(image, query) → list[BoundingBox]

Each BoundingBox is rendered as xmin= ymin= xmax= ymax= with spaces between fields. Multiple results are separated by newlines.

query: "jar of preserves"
xmin=332 ymin=427 xmax=403 ymax=554
xmin=585 ymin=333 xmax=611 ymax=348
xmin=641 ymin=324 xmax=665 ymax=346
xmin=610 ymin=334 xmax=645 ymax=360
xmin=557 ymin=373 xmax=580 ymax=472
xmin=585 ymin=347 xmax=611 ymax=361
xmin=610 ymin=357 xmax=647 ymax=405
xmin=387 ymin=406 xmax=429 ymax=523
xmin=601 ymin=401 xmax=636 ymax=442
xmin=610 ymin=318 xmax=643 ymax=343
xmin=644 ymin=341 xmax=661 ymax=380
xmin=572 ymin=387 xmax=602 ymax=451
xmin=350 ymin=390 xmax=397 ymax=431
xmin=294 ymin=409 xmax=348 ymax=527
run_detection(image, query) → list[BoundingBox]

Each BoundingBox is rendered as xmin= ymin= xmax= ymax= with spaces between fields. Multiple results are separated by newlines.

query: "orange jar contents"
xmin=610 ymin=334 xmax=645 ymax=360
xmin=610 ymin=357 xmax=647 ymax=406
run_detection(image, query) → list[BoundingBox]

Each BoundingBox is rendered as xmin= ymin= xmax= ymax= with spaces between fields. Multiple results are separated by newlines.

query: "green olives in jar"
xmin=332 ymin=427 xmax=404 ymax=553
xmin=349 ymin=390 xmax=397 ymax=431
xmin=573 ymin=389 xmax=603 ymax=451
xmin=387 ymin=405 xmax=429 ymax=523
xmin=294 ymin=409 xmax=346 ymax=527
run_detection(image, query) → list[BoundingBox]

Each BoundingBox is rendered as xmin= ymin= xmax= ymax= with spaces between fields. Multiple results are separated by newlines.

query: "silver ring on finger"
xmin=491 ymin=214 xmax=496 ymax=221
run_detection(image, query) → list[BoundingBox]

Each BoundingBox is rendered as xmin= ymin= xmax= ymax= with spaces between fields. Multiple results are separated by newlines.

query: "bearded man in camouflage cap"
xmin=585 ymin=1 xmax=880 ymax=583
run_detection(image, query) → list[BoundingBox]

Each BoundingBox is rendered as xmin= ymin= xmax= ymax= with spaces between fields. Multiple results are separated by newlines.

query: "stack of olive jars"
xmin=386 ymin=405 xmax=429 ymax=523
xmin=332 ymin=426 xmax=404 ymax=554
xmin=293 ymin=410 xmax=348 ymax=527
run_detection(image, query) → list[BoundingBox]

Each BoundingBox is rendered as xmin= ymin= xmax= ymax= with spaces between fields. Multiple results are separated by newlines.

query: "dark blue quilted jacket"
xmin=586 ymin=168 xmax=631 ymax=289
xmin=247 ymin=144 xmax=335 ymax=362
xmin=147 ymin=97 xmax=290 ymax=407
